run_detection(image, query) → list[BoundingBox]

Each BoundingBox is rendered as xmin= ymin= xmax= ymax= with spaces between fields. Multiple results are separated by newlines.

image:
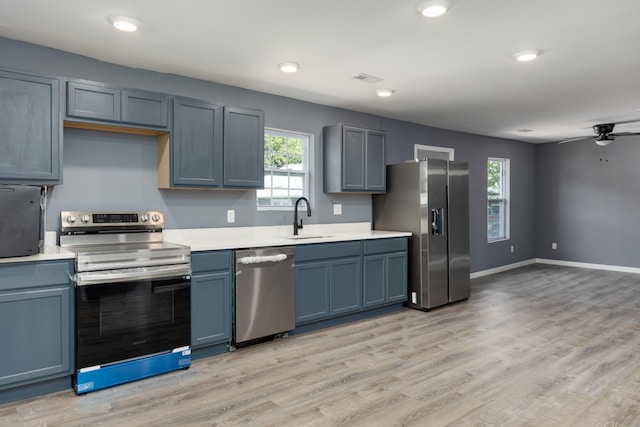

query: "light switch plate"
xmin=333 ymin=204 xmax=342 ymax=215
xmin=227 ymin=209 xmax=235 ymax=223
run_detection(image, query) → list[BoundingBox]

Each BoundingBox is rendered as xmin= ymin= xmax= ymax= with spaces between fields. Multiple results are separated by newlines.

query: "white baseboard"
xmin=470 ymin=259 xmax=536 ymax=279
xmin=535 ymin=258 xmax=640 ymax=275
xmin=471 ymin=258 xmax=640 ymax=279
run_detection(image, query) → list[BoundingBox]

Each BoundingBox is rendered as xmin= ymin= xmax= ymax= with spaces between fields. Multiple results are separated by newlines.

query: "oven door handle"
xmin=153 ymin=282 xmax=190 ymax=293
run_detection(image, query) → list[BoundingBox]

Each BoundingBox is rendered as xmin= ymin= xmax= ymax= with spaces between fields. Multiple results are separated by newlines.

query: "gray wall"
xmin=1 ymin=36 xmax=537 ymax=273
xmin=536 ymin=140 xmax=640 ymax=268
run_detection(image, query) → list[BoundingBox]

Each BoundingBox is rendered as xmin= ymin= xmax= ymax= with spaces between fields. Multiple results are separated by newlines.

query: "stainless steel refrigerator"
xmin=372 ymin=159 xmax=470 ymax=310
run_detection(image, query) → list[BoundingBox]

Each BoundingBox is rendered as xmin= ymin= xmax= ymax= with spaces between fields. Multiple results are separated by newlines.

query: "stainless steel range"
xmin=60 ymin=211 xmax=192 ymax=394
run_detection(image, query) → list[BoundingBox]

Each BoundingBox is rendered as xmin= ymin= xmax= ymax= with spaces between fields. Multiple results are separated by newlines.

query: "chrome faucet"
xmin=293 ymin=197 xmax=311 ymax=235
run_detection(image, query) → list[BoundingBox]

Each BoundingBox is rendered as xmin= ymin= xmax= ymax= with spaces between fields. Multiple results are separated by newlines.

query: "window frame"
xmin=257 ymin=127 xmax=311 ymax=211
xmin=487 ymin=157 xmax=510 ymax=243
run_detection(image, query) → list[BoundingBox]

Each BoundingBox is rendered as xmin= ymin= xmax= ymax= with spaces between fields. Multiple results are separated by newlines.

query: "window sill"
xmin=488 ymin=237 xmax=509 ymax=244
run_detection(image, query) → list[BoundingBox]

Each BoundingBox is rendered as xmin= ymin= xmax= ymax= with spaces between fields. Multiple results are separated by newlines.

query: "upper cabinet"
xmin=323 ymin=124 xmax=386 ymax=193
xmin=163 ymin=97 xmax=223 ymax=188
xmin=158 ymin=98 xmax=264 ymax=189
xmin=0 ymin=68 xmax=62 ymax=184
xmin=223 ymin=106 xmax=264 ymax=188
xmin=66 ymin=79 xmax=169 ymax=129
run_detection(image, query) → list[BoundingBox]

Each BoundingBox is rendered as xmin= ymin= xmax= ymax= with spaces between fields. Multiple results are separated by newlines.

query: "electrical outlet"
xmin=227 ymin=209 xmax=235 ymax=223
xmin=510 ymin=245 xmax=514 ymax=253
xmin=552 ymin=242 xmax=557 ymax=250
xmin=333 ymin=204 xmax=342 ymax=215
xmin=411 ymin=292 xmax=417 ymax=304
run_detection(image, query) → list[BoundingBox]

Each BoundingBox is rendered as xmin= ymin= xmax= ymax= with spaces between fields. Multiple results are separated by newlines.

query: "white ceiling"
xmin=2 ymin=0 xmax=640 ymax=144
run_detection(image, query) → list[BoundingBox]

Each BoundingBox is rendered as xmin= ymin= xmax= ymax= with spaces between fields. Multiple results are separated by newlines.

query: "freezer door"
xmin=448 ymin=161 xmax=470 ymax=302
xmin=421 ymin=159 xmax=449 ymax=309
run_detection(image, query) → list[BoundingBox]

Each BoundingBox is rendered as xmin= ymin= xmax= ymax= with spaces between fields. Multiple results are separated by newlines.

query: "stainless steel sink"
xmin=285 ymin=235 xmax=331 ymax=240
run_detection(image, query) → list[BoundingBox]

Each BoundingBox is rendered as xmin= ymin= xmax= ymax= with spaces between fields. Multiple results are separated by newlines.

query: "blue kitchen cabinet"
xmin=160 ymin=100 xmax=264 ymax=189
xmin=363 ymin=238 xmax=408 ymax=308
xmin=223 ymin=106 xmax=264 ymax=188
xmin=168 ymin=97 xmax=223 ymax=188
xmin=190 ymin=250 xmax=232 ymax=350
xmin=0 ymin=68 xmax=61 ymax=184
xmin=295 ymin=261 xmax=330 ymax=324
xmin=66 ymin=79 xmax=169 ymax=129
xmin=329 ymin=256 xmax=362 ymax=316
xmin=323 ymin=124 xmax=386 ymax=193
xmin=0 ymin=260 xmax=74 ymax=403
xmin=295 ymin=241 xmax=362 ymax=325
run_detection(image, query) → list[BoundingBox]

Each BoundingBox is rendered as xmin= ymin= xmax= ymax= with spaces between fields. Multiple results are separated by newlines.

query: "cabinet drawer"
xmin=191 ymin=250 xmax=232 ymax=273
xmin=363 ymin=237 xmax=407 ymax=255
xmin=0 ymin=260 xmax=73 ymax=292
xmin=296 ymin=241 xmax=361 ymax=262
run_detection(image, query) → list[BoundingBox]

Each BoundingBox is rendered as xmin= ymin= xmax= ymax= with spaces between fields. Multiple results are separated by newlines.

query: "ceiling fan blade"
xmin=609 ymin=132 xmax=640 ymax=137
xmin=558 ymin=136 xmax=593 ymax=144
xmin=612 ymin=118 xmax=640 ymax=126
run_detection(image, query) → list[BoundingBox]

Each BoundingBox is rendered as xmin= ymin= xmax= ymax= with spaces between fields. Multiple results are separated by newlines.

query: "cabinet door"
xmin=363 ymin=255 xmax=386 ymax=308
xmin=191 ymin=271 xmax=231 ymax=348
xmin=365 ymin=130 xmax=386 ymax=191
xmin=341 ymin=126 xmax=366 ymax=190
xmin=330 ymin=257 xmax=362 ymax=316
xmin=223 ymin=106 xmax=264 ymax=188
xmin=387 ymin=252 xmax=408 ymax=303
xmin=172 ymin=98 xmax=223 ymax=187
xmin=0 ymin=287 xmax=71 ymax=388
xmin=122 ymin=89 xmax=169 ymax=128
xmin=0 ymin=69 xmax=61 ymax=184
xmin=295 ymin=261 xmax=330 ymax=324
xmin=67 ymin=81 xmax=120 ymax=122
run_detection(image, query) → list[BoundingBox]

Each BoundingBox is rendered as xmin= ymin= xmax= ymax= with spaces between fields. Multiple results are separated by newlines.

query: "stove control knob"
xmin=81 ymin=215 xmax=91 ymax=223
xmin=67 ymin=215 xmax=76 ymax=224
xmin=140 ymin=214 xmax=149 ymax=222
xmin=152 ymin=214 xmax=161 ymax=222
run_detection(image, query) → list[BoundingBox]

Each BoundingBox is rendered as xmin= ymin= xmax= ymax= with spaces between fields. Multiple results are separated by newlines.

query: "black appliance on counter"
xmin=0 ymin=185 xmax=43 ymax=258
xmin=59 ymin=211 xmax=192 ymax=394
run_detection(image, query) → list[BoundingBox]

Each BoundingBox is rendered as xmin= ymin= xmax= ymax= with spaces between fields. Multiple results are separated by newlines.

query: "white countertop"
xmin=0 ymin=223 xmax=411 ymax=264
xmin=164 ymin=222 xmax=411 ymax=252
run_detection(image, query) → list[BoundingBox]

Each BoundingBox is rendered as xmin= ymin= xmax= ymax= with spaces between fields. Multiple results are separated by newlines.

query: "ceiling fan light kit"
xmin=417 ymin=0 xmax=451 ymax=17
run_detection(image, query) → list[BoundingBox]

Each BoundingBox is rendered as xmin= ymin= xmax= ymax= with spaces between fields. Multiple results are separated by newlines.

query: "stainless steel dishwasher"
xmin=234 ymin=246 xmax=296 ymax=345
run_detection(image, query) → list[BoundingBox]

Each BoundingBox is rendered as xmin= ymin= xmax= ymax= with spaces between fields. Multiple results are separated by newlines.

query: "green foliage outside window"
xmin=265 ymin=135 xmax=303 ymax=169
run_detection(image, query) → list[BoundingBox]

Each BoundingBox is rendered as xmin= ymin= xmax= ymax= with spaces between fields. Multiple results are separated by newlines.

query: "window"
xmin=487 ymin=157 xmax=510 ymax=242
xmin=257 ymin=128 xmax=310 ymax=208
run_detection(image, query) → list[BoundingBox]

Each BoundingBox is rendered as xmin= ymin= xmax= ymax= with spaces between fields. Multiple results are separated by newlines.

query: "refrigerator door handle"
xmin=431 ymin=208 xmax=444 ymax=236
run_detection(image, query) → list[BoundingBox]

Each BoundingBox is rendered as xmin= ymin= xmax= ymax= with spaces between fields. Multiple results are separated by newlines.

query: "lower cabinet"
xmin=190 ymin=250 xmax=232 ymax=349
xmin=295 ymin=238 xmax=407 ymax=326
xmin=363 ymin=238 xmax=408 ymax=308
xmin=295 ymin=241 xmax=365 ymax=325
xmin=0 ymin=260 xmax=74 ymax=391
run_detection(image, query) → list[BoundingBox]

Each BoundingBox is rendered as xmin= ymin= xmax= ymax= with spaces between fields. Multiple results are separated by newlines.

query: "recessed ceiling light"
xmin=278 ymin=62 xmax=300 ymax=73
xmin=513 ymin=50 xmax=541 ymax=62
xmin=376 ymin=89 xmax=395 ymax=97
xmin=417 ymin=0 xmax=451 ymax=17
xmin=109 ymin=16 xmax=140 ymax=32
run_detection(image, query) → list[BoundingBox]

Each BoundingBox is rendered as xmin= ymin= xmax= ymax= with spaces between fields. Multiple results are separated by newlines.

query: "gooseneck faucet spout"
xmin=293 ymin=197 xmax=312 ymax=235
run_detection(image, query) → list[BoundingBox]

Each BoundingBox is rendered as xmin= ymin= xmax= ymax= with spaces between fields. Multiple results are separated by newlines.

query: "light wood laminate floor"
xmin=2 ymin=264 xmax=640 ymax=426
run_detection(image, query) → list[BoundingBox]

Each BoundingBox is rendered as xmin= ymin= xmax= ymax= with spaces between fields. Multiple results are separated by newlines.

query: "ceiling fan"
xmin=560 ymin=120 xmax=640 ymax=146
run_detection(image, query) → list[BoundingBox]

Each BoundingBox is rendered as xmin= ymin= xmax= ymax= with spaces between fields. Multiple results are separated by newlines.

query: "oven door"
xmin=76 ymin=276 xmax=190 ymax=369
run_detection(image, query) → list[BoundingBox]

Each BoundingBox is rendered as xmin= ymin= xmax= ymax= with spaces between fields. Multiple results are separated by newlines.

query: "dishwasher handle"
xmin=237 ymin=253 xmax=288 ymax=265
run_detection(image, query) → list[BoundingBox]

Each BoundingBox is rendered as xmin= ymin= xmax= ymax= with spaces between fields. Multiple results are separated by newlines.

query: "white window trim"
xmin=414 ymin=144 xmax=455 ymax=161
xmin=257 ymin=127 xmax=312 ymax=211
xmin=487 ymin=157 xmax=510 ymax=243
